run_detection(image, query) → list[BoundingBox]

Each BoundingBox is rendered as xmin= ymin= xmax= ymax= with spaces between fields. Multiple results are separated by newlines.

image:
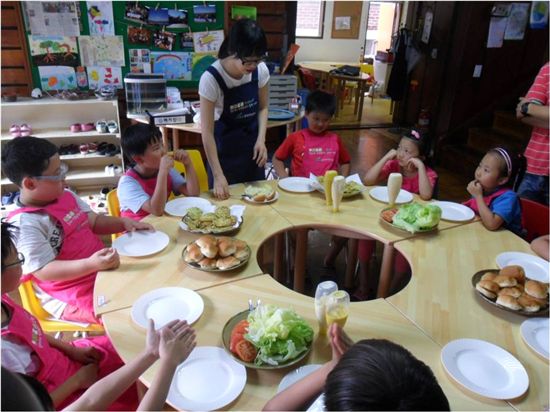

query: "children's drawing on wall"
xmin=191 ymin=52 xmax=216 ymax=80
xmin=148 ymin=8 xmax=169 ymax=25
xmin=75 ymin=66 xmax=88 ymax=88
xmin=151 ymin=52 xmax=192 ymax=80
xmin=78 ymin=35 xmax=125 ymax=66
xmin=86 ymin=1 xmax=114 ymax=35
xmin=153 ymin=30 xmax=175 ymax=51
xmin=504 ymin=3 xmax=530 ymax=40
xmin=193 ymin=4 xmax=217 ymax=23
xmin=128 ymin=26 xmax=151 ymax=45
xmin=87 ymin=66 xmax=123 ymax=89
xmin=192 ymin=30 xmax=224 ymax=53
xmin=530 ymin=1 xmax=549 ymax=29
xmin=180 ymin=32 xmax=194 ymax=49
xmin=29 ymin=35 xmax=79 ymax=67
xmin=124 ymin=1 xmax=148 ymax=24
xmin=38 ymin=65 xmax=77 ymax=90
xmin=168 ymin=9 xmax=188 ymax=28
xmin=129 ymin=49 xmax=151 ymax=73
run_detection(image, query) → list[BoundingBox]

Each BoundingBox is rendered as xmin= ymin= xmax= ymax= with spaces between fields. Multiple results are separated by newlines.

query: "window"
xmin=296 ymin=1 xmax=325 ymax=38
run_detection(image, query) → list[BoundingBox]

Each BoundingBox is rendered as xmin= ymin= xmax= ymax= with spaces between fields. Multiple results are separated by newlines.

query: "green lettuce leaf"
xmin=392 ymin=202 xmax=442 ymax=233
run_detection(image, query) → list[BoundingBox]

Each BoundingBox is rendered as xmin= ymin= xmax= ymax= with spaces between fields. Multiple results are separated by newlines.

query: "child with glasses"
xmin=1 ymin=137 xmax=152 ymax=324
xmin=199 ymin=18 xmax=270 ymax=199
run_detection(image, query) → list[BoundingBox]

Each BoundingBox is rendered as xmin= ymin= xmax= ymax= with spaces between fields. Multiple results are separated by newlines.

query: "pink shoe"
xmin=80 ymin=123 xmax=95 ymax=132
xmin=79 ymin=144 xmax=89 ymax=155
xmin=70 ymin=123 xmax=81 ymax=133
xmin=9 ymin=125 xmax=20 ymax=138
xmin=19 ymin=124 xmax=32 ymax=137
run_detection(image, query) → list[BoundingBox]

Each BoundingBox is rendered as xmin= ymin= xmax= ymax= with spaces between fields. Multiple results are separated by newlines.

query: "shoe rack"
xmin=1 ymin=97 xmax=124 ymax=194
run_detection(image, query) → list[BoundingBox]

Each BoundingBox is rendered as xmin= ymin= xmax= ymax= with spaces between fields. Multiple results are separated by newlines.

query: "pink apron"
xmin=301 ymin=129 xmax=340 ymax=176
xmin=8 ymin=190 xmax=104 ymax=323
xmin=463 ymin=187 xmax=508 ymax=214
xmin=1 ymin=295 xmax=138 ymax=410
xmin=120 ymin=168 xmax=173 ymax=220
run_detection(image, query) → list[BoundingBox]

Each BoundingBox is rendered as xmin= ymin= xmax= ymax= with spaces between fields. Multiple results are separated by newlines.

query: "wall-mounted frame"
xmin=331 ymin=1 xmax=362 ymax=39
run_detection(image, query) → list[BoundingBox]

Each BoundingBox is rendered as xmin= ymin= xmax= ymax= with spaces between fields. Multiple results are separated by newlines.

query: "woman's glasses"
xmin=240 ymin=56 xmax=267 ymax=68
xmin=3 ymin=252 xmax=25 ymax=269
xmin=32 ymin=163 xmax=68 ymax=181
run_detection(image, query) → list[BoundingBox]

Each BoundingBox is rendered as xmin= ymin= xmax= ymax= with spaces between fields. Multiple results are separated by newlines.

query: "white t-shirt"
xmin=8 ymin=191 xmax=93 ymax=318
xmin=118 ymin=168 xmax=186 ymax=213
xmin=198 ymin=60 xmax=270 ymax=120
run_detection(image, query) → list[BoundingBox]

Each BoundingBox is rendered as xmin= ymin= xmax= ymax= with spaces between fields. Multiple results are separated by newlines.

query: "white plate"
xmin=112 ymin=231 xmax=170 ymax=257
xmin=431 ymin=201 xmax=475 ymax=222
xmin=242 ymin=191 xmax=279 ymax=204
xmin=131 ymin=287 xmax=204 ymax=329
xmin=441 ymin=338 xmax=529 ymax=400
xmin=520 ymin=318 xmax=549 ymax=359
xmin=167 ymin=346 xmax=246 ymax=411
xmin=278 ymin=177 xmax=314 ymax=193
xmin=179 ymin=204 xmax=245 ymax=234
xmin=496 ymin=252 xmax=549 ymax=282
xmin=165 ymin=197 xmax=213 ymax=217
xmin=278 ymin=364 xmax=324 ymax=412
xmin=369 ymin=186 xmax=413 ymax=204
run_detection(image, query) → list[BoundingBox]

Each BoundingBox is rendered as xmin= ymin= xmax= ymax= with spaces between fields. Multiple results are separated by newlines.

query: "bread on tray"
xmin=184 ymin=236 xmax=249 ymax=270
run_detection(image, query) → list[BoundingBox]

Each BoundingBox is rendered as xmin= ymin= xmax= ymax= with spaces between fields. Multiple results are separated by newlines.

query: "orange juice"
xmin=325 ymin=305 xmax=348 ymax=328
xmin=324 ymin=170 xmax=338 ymax=206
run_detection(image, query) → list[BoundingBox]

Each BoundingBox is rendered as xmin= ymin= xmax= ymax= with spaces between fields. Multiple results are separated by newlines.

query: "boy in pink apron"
xmin=118 ymin=123 xmax=200 ymax=220
xmin=273 ymin=90 xmax=351 ymax=178
xmin=2 ymin=137 xmax=152 ymax=324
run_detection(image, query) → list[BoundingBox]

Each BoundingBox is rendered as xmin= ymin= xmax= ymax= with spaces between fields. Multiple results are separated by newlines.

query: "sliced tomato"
xmin=234 ymin=339 xmax=257 ymax=362
xmin=381 ymin=208 xmax=398 ymax=223
xmin=230 ymin=320 xmax=249 ymax=352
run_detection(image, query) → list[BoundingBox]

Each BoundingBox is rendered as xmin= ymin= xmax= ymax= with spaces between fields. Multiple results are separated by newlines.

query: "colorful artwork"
xmin=76 ymin=66 xmax=88 ymax=87
xmin=29 ymin=35 xmax=79 ymax=67
xmin=128 ymin=26 xmax=151 ymax=45
xmin=504 ymin=3 xmax=530 ymax=40
xmin=530 ymin=1 xmax=549 ymax=29
xmin=38 ymin=65 xmax=77 ymax=90
xmin=192 ymin=30 xmax=224 ymax=53
xmin=151 ymin=52 xmax=192 ymax=80
xmin=78 ymin=35 xmax=125 ymax=67
xmin=153 ymin=31 xmax=175 ymax=51
xmin=129 ymin=49 xmax=151 ymax=73
xmin=87 ymin=66 xmax=123 ymax=89
xmin=192 ymin=52 xmax=216 ymax=80
xmin=86 ymin=1 xmax=114 ymax=35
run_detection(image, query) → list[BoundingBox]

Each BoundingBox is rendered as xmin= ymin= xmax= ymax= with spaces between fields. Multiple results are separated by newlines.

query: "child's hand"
xmin=159 ymin=320 xmax=196 ymax=367
xmin=90 ymin=247 xmax=120 ymax=271
xmin=385 ymin=149 xmax=397 ymax=160
xmin=406 ymin=157 xmax=425 ymax=171
xmin=253 ymin=141 xmax=268 ymax=167
xmin=173 ymin=149 xmax=192 ymax=166
xmin=69 ymin=345 xmax=102 ymax=364
xmin=467 ymin=180 xmax=483 ymax=197
xmin=75 ymin=363 xmax=99 ymax=389
xmin=159 ymin=154 xmax=174 ymax=174
xmin=328 ymin=323 xmax=354 ymax=363
xmin=122 ymin=218 xmax=154 ymax=233
xmin=145 ymin=319 xmax=161 ymax=358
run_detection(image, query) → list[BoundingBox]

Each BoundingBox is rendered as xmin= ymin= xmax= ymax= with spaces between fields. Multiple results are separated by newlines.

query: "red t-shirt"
xmin=274 ymin=130 xmax=351 ymax=177
xmin=380 ymin=159 xmax=438 ymax=194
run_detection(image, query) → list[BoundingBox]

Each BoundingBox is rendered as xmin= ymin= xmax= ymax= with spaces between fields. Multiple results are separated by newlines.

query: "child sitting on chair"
xmin=1 ymin=137 xmax=152 ymax=324
xmin=118 ymin=123 xmax=200 ymax=220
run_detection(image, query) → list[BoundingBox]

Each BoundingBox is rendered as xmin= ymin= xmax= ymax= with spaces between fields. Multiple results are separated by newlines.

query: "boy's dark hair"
xmin=121 ymin=123 xmax=163 ymax=163
xmin=1 ymin=221 xmax=17 ymax=269
xmin=218 ymin=18 xmax=267 ymax=60
xmin=402 ymin=129 xmax=429 ymax=157
xmin=1 ymin=367 xmax=54 ymax=411
xmin=1 ymin=137 xmax=58 ymax=186
xmin=305 ymin=90 xmax=336 ymax=116
xmin=324 ymin=339 xmax=450 ymax=411
xmin=487 ymin=147 xmax=526 ymax=189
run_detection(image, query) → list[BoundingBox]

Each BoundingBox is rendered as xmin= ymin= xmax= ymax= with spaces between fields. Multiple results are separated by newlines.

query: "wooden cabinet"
xmin=1 ymin=98 xmax=123 ymax=193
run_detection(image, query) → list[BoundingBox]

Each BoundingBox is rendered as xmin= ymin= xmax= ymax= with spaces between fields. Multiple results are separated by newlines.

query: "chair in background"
xmin=360 ymin=63 xmax=377 ymax=104
xmin=520 ymin=197 xmax=549 ymax=242
xmin=18 ymin=280 xmax=104 ymax=339
xmin=170 ymin=149 xmax=209 ymax=194
xmin=297 ymin=67 xmax=318 ymax=91
xmin=106 ymin=189 xmax=122 ymax=241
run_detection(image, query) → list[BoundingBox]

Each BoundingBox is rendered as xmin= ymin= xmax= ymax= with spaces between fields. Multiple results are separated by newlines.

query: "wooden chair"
xmin=520 ymin=197 xmax=549 ymax=242
xmin=18 ymin=280 xmax=104 ymax=339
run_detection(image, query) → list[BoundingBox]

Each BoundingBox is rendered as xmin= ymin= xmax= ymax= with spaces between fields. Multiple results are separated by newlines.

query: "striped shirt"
xmin=524 ymin=62 xmax=549 ymax=176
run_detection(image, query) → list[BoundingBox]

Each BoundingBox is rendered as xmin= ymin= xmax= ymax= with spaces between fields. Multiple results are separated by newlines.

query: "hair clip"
xmin=411 ymin=130 xmax=420 ymax=140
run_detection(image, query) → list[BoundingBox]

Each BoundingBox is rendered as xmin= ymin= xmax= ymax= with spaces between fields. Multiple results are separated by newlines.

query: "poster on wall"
xmin=87 ymin=66 xmax=123 ymax=89
xmin=128 ymin=26 xmax=151 ymax=45
xmin=153 ymin=31 xmax=176 ymax=51
xmin=504 ymin=3 xmax=530 ymax=40
xmin=151 ymin=52 xmax=192 ymax=80
xmin=193 ymin=4 xmax=217 ymax=23
xmin=530 ymin=1 xmax=549 ymax=28
xmin=78 ymin=35 xmax=125 ymax=67
xmin=191 ymin=52 xmax=216 ymax=80
xmin=168 ymin=9 xmax=189 ymax=28
xmin=24 ymin=1 xmax=80 ymax=36
xmin=38 ymin=65 xmax=77 ymax=90
xmin=129 ymin=49 xmax=151 ymax=73
xmin=124 ymin=1 xmax=148 ymax=24
xmin=487 ymin=16 xmax=507 ymax=47
xmin=192 ymin=30 xmax=224 ymax=53
xmin=180 ymin=32 xmax=194 ymax=49
xmin=148 ymin=8 xmax=170 ymax=25
xmin=86 ymin=1 xmax=115 ymax=35
xmin=29 ymin=35 xmax=79 ymax=67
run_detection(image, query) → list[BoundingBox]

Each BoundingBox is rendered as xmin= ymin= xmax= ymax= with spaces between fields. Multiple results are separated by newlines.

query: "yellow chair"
xmin=170 ymin=149 xmax=209 ymax=194
xmin=106 ymin=189 xmax=121 ymax=241
xmin=360 ymin=63 xmax=377 ymax=104
xmin=18 ymin=280 xmax=104 ymax=338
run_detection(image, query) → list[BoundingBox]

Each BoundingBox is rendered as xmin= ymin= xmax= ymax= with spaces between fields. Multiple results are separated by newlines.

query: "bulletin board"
xmin=331 ymin=1 xmax=362 ymax=39
xmin=24 ymin=1 xmax=225 ymax=91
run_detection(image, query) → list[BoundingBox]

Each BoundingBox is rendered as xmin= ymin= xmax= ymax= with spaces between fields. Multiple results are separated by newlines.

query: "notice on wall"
xmin=38 ymin=65 xmax=77 ymax=90
xmin=78 ymin=35 xmax=125 ymax=67
xmin=487 ymin=16 xmax=507 ymax=48
xmin=334 ymin=16 xmax=351 ymax=30
xmin=24 ymin=1 xmax=80 ymax=36
xmin=86 ymin=1 xmax=115 ymax=35
xmin=87 ymin=66 xmax=123 ymax=89
xmin=129 ymin=49 xmax=151 ymax=74
xmin=504 ymin=3 xmax=530 ymax=40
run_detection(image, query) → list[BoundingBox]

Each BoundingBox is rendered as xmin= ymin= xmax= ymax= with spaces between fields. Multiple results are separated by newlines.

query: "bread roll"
xmin=195 ymin=235 xmax=217 ymax=249
xmin=234 ymin=246 xmax=250 ymax=261
xmin=499 ymin=265 xmax=525 ymax=283
xmin=525 ymin=280 xmax=548 ymax=299
xmin=200 ymin=243 xmax=218 ymax=259
xmin=518 ymin=294 xmax=541 ymax=312
xmin=218 ymin=239 xmax=236 ymax=257
xmin=216 ymin=256 xmax=240 ymax=270
xmin=476 ymin=280 xmax=500 ymax=299
xmin=253 ymin=193 xmax=267 ymax=202
xmin=198 ymin=258 xmax=217 ymax=269
xmin=234 ymin=239 xmax=247 ymax=249
xmin=184 ymin=243 xmax=203 ymax=263
xmin=498 ymin=287 xmax=522 ymax=298
xmin=496 ymin=295 xmax=521 ymax=311
xmin=493 ymin=275 xmax=518 ymax=288
xmin=481 ymin=271 xmax=498 ymax=281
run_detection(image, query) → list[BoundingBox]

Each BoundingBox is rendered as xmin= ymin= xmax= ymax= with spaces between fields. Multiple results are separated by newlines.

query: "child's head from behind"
xmin=324 ymin=339 xmax=450 ymax=411
xmin=1 ymin=221 xmax=23 ymax=294
xmin=305 ymin=90 xmax=336 ymax=134
xmin=1 ymin=137 xmax=64 ymax=203
xmin=122 ymin=123 xmax=165 ymax=169
xmin=397 ymin=129 xmax=427 ymax=167
xmin=475 ymin=147 xmax=518 ymax=191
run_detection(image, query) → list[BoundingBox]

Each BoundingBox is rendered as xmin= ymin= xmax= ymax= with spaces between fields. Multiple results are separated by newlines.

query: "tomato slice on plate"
xmin=230 ymin=320 xmax=249 ymax=352
xmin=235 ymin=339 xmax=257 ymax=362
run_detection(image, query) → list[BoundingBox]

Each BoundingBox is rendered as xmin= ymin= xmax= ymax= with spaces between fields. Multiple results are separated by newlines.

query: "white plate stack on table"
xmin=431 ymin=201 xmax=475 ymax=222
xmin=520 ymin=317 xmax=549 ymax=360
xmin=369 ymin=186 xmax=413 ymax=204
xmin=112 ymin=230 xmax=170 ymax=257
xmin=278 ymin=177 xmax=314 ymax=193
xmin=164 ymin=196 xmax=212 ymax=217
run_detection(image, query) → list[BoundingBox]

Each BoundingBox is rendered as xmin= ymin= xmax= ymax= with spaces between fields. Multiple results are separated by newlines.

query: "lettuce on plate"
xmin=246 ymin=304 xmax=314 ymax=366
xmin=392 ymin=202 xmax=442 ymax=233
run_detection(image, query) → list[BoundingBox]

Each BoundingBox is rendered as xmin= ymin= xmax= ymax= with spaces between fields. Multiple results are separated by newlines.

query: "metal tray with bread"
xmin=182 ymin=236 xmax=251 ymax=272
xmin=472 ymin=266 xmax=549 ymax=317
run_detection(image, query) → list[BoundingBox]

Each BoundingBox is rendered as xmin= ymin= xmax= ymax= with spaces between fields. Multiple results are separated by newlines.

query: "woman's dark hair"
xmin=121 ymin=123 xmax=162 ymax=165
xmin=487 ymin=147 xmax=525 ymax=189
xmin=401 ymin=129 xmax=429 ymax=157
xmin=1 ymin=367 xmax=54 ymax=411
xmin=218 ymin=18 xmax=267 ymax=59
xmin=324 ymin=339 xmax=450 ymax=411
xmin=1 ymin=220 xmax=18 ymax=269
xmin=305 ymin=90 xmax=337 ymax=116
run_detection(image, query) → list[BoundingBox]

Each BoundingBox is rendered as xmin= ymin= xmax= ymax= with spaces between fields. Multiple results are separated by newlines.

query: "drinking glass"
xmin=315 ymin=281 xmax=338 ymax=335
xmin=325 ymin=290 xmax=350 ymax=329
xmin=387 ymin=172 xmax=403 ymax=207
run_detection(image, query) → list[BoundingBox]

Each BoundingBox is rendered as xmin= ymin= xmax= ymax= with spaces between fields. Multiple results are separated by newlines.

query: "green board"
xmin=25 ymin=1 xmax=225 ymax=91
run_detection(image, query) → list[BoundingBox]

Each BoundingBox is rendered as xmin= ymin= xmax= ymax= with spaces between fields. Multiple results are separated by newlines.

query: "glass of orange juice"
xmin=325 ymin=290 xmax=350 ymax=329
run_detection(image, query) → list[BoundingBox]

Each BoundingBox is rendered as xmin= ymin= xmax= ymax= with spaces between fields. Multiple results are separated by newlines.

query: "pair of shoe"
xmin=10 ymin=124 xmax=32 ymax=137
xmin=104 ymin=164 xmax=122 ymax=176
xmin=1 ymin=191 xmax=19 ymax=205
xmin=79 ymin=142 xmax=98 ymax=155
xmin=59 ymin=144 xmax=80 ymax=155
xmin=70 ymin=123 xmax=95 ymax=133
xmin=97 ymin=142 xmax=119 ymax=156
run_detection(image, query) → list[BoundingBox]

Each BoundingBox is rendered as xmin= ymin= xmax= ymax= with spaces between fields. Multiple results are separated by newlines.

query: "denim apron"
xmin=206 ymin=66 xmax=265 ymax=185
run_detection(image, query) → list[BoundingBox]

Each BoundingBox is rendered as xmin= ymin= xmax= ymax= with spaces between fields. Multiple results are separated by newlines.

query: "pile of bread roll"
xmin=476 ymin=265 xmax=549 ymax=313
xmin=183 ymin=235 xmax=249 ymax=270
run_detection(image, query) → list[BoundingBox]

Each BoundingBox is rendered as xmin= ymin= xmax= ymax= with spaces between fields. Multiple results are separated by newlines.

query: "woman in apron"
xmin=199 ymin=18 xmax=269 ymax=199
